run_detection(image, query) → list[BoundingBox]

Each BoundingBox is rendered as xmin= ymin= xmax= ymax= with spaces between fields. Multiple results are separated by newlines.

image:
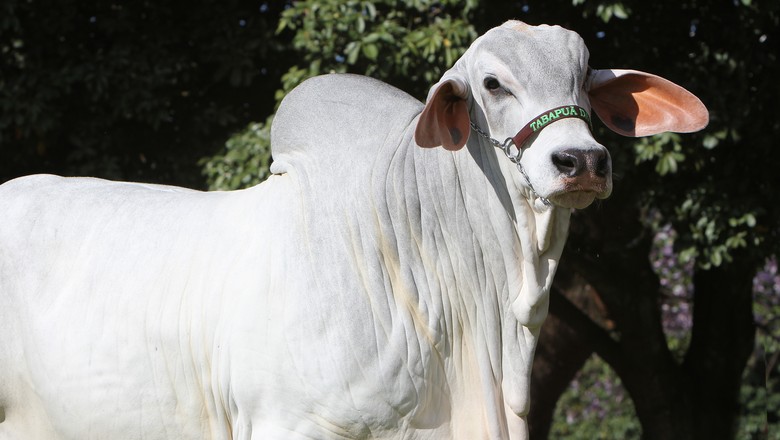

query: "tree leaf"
xmin=362 ymin=43 xmax=378 ymax=60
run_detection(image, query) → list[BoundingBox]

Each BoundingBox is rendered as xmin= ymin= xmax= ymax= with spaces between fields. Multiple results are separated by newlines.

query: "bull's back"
xmin=0 ymin=174 xmax=233 ymax=307
xmin=0 ymin=174 xmax=296 ymax=439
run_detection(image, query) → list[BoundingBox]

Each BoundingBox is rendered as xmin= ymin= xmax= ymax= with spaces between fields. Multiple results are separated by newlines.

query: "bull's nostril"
xmin=553 ymin=148 xmax=611 ymax=178
xmin=552 ymin=151 xmax=580 ymax=177
xmin=596 ymin=154 xmax=610 ymax=177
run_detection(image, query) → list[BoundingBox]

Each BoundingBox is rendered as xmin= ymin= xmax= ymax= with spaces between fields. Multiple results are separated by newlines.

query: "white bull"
xmin=0 ymin=21 xmax=707 ymax=439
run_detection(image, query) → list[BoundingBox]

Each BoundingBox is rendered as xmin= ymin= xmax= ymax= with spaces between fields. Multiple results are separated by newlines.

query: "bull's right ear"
xmin=414 ymin=76 xmax=471 ymax=151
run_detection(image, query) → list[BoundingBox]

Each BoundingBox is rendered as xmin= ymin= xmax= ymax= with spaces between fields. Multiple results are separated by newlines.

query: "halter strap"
xmin=511 ymin=105 xmax=592 ymax=149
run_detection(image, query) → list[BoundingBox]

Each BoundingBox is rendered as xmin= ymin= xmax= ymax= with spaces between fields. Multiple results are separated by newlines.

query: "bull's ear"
xmin=414 ymin=76 xmax=471 ymax=150
xmin=587 ymin=69 xmax=709 ymax=137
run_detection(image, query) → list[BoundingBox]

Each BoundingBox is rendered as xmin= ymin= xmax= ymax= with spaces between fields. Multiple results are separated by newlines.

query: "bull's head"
xmin=415 ymin=21 xmax=708 ymax=210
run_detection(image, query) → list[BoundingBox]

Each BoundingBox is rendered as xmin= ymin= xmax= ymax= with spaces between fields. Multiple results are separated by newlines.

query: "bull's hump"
xmin=270 ymin=74 xmax=423 ymax=175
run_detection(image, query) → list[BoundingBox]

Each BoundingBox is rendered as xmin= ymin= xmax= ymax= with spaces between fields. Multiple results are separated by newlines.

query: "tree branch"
xmin=548 ymin=287 xmax=627 ymax=376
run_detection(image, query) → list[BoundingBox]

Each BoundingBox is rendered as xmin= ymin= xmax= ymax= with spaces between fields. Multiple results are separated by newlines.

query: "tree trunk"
xmin=564 ymin=233 xmax=695 ymax=439
xmin=528 ymin=278 xmax=594 ymax=438
xmin=562 ymin=194 xmax=694 ymax=437
xmin=559 ymin=197 xmax=758 ymax=439
xmin=528 ymin=306 xmax=591 ymax=439
xmin=684 ymin=260 xmax=756 ymax=439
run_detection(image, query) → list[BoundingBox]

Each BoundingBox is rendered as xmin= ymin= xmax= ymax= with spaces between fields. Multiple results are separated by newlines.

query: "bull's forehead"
xmin=469 ymin=22 xmax=590 ymax=97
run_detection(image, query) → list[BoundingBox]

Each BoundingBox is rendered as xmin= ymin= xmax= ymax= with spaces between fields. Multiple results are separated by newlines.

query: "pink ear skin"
xmin=415 ymin=79 xmax=472 ymax=151
xmin=588 ymin=69 xmax=709 ymax=137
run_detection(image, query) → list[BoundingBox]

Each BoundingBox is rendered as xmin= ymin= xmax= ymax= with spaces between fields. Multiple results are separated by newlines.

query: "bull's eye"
xmin=484 ymin=77 xmax=501 ymax=91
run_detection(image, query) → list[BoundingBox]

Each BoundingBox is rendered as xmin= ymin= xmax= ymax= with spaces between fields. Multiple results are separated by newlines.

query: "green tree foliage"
xmin=558 ymin=0 xmax=780 ymax=271
xmin=276 ymin=0 xmax=477 ymax=94
xmin=200 ymin=117 xmax=274 ymax=191
xmin=551 ymin=355 xmax=641 ymax=439
xmin=738 ymin=258 xmax=780 ymax=439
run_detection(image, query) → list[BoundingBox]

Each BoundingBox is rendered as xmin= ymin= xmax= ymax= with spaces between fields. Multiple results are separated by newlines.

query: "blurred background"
xmin=1 ymin=0 xmax=778 ymax=438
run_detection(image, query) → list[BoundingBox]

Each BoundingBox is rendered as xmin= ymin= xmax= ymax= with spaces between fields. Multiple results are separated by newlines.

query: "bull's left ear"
xmin=415 ymin=75 xmax=471 ymax=150
xmin=587 ymin=69 xmax=709 ymax=137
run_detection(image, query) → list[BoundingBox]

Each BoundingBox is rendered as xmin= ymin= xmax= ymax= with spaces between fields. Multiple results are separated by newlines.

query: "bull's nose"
xmin=552 ymin=148 xmax=610 ymax=178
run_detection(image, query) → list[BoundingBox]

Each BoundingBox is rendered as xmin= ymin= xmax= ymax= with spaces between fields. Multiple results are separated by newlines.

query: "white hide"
xmin=0 ymin=21 xmax=706 ymax=440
